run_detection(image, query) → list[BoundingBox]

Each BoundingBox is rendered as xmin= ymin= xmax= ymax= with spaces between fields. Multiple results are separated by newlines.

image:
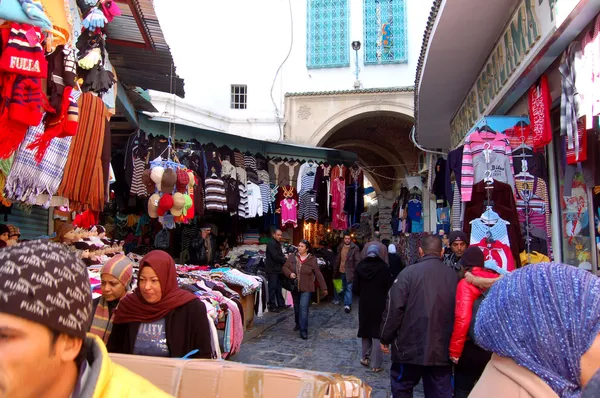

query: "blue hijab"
xmin=475 ymin=263 xmax=600 ymax=397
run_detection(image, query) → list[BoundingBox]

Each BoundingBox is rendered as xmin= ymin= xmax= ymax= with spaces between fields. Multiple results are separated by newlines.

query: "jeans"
xmin=335 ymin=273 xmax=353 ymax=307
xmin=267 ymin=273 xmax=285 ymax=309
xmin=390 ymin=363 xmax=452 ymax=398
xmin=362 ymin=338 xmax=383 ymax=369
xmin=292 ymin=291 xmax=311 ymax=334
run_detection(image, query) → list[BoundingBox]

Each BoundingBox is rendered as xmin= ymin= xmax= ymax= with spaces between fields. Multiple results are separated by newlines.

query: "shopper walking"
xmin=471 ymin=263 xmax=600 ymax=397
xmin=388 ymin=243 xmax=405 ymax=279
xmin=448 ymin=247 xmax=495 ymax=398
xmin=334 ymin=232 xmax=362 ymax=313
xmin=381 ymin=235 xmax=458 ymax=398
xmin=0 ymin=241 xmax=169 ymax=398
xmin=265 ymin=229 xmax=289 ymax=312
xmin=361 ymin=231 xmax=389 ymax=264
xmin=282 ymin=240 xmax=327 ymax=339
xmin=443 ymin=231 xmax=468 ymax=277
xmin=353 ymin=245 xmax=394 ymax=373
xmin=89 ymin=254 xmax=134 ymax=344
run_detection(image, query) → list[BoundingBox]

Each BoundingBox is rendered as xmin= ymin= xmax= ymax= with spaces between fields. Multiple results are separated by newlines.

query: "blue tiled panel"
xmin=364 ymin=0 xmax=407 ymax=65
xmin=306 ymin=0 xmax=350 ymax=69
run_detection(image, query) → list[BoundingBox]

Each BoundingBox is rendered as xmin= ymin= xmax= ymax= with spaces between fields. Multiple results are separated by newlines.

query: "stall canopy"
xmin=105 ymin=0 xmax=185 ymax=98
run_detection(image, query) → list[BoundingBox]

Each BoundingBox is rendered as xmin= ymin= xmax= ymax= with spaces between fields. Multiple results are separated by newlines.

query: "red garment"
xmin=449 ymin=267 xmax=499 ymax=359
xmin=113 ymin=250 xmax=198 ymax=324
xmin=503 ymin=124 xmax=533 ymax=151
xmin=566 ymin=120 xmax=588 ymax=164
xmin=528 ymin=74 xmax=552 ymax=149
xmin=473 ymin=238 xmax=516 ymax=273
xmin=331 ymin=176 xmax=347 ymax=231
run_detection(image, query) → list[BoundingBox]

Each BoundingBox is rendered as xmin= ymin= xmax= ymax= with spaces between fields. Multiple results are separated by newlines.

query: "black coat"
xmin=190 ymin=234 xmax=218 ymax=266
xmin=380 ymin=254 xmax=458 ymax=366
xmin=389 ymin=253 xmax=405 ymax=279
xmin=265 ymin=239 xmax=286 ymax=274
xmin=352 ymin=257 xmax=393 ymax=339
xmin=106 ymin=299 xmax=213 ymax=359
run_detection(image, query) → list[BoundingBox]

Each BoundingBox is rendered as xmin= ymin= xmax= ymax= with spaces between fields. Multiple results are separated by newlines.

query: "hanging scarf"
xmin=113 ymin=250 xmax=198 ymax=324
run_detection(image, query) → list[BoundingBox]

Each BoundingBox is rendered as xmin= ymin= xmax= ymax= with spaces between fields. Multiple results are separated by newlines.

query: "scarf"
xmin=475 ymin=263 xmax=600 ymax=397
xmin=89 ymin=297 xmax=118 ymax=344
xmin=113 ymin=250 xmax=197 ymax=324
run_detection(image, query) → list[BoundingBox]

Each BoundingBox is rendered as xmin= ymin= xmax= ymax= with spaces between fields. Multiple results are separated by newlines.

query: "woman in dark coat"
xmin=107 ymin=250 xmax=214 ymax=359
xmin=352 ymin=244 xmax=394 ymax=372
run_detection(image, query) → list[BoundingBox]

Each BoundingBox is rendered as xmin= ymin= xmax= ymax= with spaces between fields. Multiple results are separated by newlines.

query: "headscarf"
xmin=90 ymin=254 xmax=134 ymax=343
xmin=474 ymin=263 xmax=600 ymax=397
xmin=113 ymin=250 xmax=197 ymax=324
xmin=388 ymin=244 xmax=397 ymax=254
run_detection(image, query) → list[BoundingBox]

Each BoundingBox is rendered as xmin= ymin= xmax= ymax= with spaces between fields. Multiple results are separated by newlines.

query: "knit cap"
xmin=150 ymin=166 xmax=164 ymax=192
xmin=7 ymin=224 xmax=20 ymax=238
xmin=183 ymin=194 xmax=193 ymax=216
xmin=9 ymin=75 xmax=46 ymax=126
xmin=0 ymin=23 xmax=47 ymax=78
xmin=100 ymin=254 xmax=133 ymax=287
xmin=459 ymin=246 xmax=485 ymax=268
xmin=176 ymin=169 xmax=189 ymax=193
xmin=148 ymin=193 xmax=160 ymax=218
xmin=0 ymin=241 xmax=93 ymax=339
xmin=161 ymin=168 xmax=177 ymax=193
xmin=171 ymin=192 xmax=185 ymax=216
xmin=448 ymin=231 xmax=468 ymax=245
xmin=157 ymin=194 xmax=174 ymax=216
xmin=141 ymin=169 xmax=155 ymax=196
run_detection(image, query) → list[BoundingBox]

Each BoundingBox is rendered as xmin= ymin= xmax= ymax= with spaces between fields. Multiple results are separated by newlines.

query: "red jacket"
xmin=449 ymin=267 xmax=499 ymax=359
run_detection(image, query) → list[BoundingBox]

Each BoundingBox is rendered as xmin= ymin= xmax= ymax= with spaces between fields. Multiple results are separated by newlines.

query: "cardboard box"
xmin=109 ymin=354 xmax=371 ymax=398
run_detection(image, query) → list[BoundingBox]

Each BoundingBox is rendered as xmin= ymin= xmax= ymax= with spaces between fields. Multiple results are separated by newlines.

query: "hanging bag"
xmin=281 ymin=255 xmax=299 ymax=292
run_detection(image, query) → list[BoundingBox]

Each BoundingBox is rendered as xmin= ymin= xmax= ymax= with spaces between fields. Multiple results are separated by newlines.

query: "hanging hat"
xmin=157 ymin=194 xmax=174 ymax=216
xmin=101 ymin=0 xmax=122 ymax=22
xmin=150 ymin=166 xmax=164 ymax=192
xmin=187 ymin=171 xmax=196 ymax=188
xmin=161 ymin=168 xmax=177 ymax=193
xmin=9 ymin=75 xmax=47 ymax=126
xmin=141 ymin=169 xmax=155 ymax=196
xmin=170 ymin=193 xmax=185 ymax=217
xmin=148 ymin=193 xmax=160 ymax=218
xmin=0 ymin=23 xmax=47 ymax=78
xmin=183 ymin=194 xmax=193 ymax=216
xmin=176 ymin=169 xmax=189 ymax=193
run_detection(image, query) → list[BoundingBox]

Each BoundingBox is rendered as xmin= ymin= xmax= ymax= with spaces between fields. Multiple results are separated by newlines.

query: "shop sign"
xmin=450 ymin=0 xmax=581 ymax=147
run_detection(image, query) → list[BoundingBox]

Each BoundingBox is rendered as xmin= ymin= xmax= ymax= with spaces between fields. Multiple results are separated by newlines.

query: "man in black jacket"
xmin=190 ymin=226 xmax=219 ymax=267
xmin=380 ymin=235 xmax=458 ymax=398
xmin=265 ymin=229 xmax=289 ymax=312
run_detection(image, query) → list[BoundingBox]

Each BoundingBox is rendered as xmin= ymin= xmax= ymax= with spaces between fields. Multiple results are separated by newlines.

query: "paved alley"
xmin=233 ymin=301 xmax=425 ymax=398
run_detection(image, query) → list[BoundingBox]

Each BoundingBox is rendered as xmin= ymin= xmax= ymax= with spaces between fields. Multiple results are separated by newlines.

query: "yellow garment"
xmin=41 ymin=0 xmax=72 ymax=50
xmin=520 ymin=251 xmax=550 ymax=266
xmin=86 ymin=334 xmax=172 ymax=398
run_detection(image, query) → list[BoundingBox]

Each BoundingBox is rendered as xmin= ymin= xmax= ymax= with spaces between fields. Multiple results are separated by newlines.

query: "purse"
xmin=281 ymin=255 xmax=299 ymax=292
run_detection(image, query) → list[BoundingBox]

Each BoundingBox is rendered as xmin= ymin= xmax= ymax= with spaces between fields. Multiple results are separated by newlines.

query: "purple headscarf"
xmin=475 ymin=263 xmax=600 ymax=397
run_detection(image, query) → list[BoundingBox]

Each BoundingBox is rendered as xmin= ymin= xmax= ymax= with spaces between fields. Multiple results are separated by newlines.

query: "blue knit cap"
xmin=474 ymin=263 xmax=600 ymax=397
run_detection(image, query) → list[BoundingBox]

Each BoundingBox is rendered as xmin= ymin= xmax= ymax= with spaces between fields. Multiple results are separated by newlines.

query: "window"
xmin=363 ymin=0 xmax=408 ymax=65
xmin=306 ymin=0 xmax=350 ymax=69
xmin=230 ymin=85 xmax=247 ymax=109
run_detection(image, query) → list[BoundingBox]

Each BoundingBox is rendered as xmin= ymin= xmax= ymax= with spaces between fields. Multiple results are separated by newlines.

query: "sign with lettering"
xmin=450 ymin=0 xmax=581 ymax=147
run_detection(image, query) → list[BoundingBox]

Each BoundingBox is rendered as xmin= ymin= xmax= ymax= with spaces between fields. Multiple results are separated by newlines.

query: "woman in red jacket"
xmin=449 ymin=246 xmax=499 ymax=398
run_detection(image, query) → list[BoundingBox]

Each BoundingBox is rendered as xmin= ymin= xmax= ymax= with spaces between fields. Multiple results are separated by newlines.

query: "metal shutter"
xmin=5 ymin=206 xmax=50 ymax=240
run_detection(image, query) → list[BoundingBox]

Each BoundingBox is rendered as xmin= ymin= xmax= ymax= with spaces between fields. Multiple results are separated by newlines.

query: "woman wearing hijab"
xmin=471 ymin=263 xmax=600 ymax=397
xmin=90 ymin=254 xmax=134 ymax=344
xmin=353 ymin=245 xmax=394 ymax=373
xmin=107 ymin=250 xmax=213 ymax=359
xmin=387 ymin=243 xmax=404 ymax=279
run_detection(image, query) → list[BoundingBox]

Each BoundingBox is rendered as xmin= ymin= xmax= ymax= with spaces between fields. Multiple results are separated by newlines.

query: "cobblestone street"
xmin=234 ymin=300 xmax=425 ymax=398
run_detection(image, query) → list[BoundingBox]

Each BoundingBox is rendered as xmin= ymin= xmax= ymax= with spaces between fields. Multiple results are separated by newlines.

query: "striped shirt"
xmin=259 ymin=182 xmax=272 ymax=214
xmin=298 ymin=191 xmax=319 ymax=221
xmin=238 ymin=183 xmax=248 ymax=218
xmin=461 ymin=131 xmax=514 ymax=202
xmin=205 ymin=174 xmax=227 ymax=212
xmin=299 ymin=172 xmax=316 ymax=195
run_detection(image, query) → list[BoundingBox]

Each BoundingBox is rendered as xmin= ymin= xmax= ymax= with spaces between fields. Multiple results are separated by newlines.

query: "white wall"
xmin=152 ymin=0 xmax=432 ymax=141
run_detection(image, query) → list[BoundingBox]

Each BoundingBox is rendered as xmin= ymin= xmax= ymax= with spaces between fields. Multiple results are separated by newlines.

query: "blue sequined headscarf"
xmin=475 ymin=263 xmax=600 ymax=397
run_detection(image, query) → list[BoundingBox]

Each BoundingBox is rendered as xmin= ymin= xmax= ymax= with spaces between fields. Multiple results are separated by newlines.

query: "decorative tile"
xmin=364 ymin=0 xmax=408 ymax=65
xmin=306 ymin=0 xmax=350 ymax=69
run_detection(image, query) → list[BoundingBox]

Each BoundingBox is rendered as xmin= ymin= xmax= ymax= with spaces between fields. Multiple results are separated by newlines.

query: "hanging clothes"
xmin=280 ymin=197 xmax=298 ymax=228
xmin=58 ymin=92 xmax=106 ymax=212
xmin=204 ymin=173 xmax=227 ymax=212
xmin=331 ymin=175 xmax=348 ymax=231
xmin=298 ymin=190 xmax=319 ymax=221
xmin=472 ymin=150 xmax=515 ymax=189
xmin=315 ymin=163 xmax=331 ymax=223
xmin=469 ymin=209 xmax=511 ymax=246
xmin=344 ymin=183 xmax=364 ymax=226
xmin=461 ymin=131 xmax=514 ymax=202
xmin=528 ymin=76 xmax=553 ymax=149
xmin=245 ymin=154 xmax=259 ymax=184
xmin=246 ymin=182 xmax=263 ymax=218
xmin=238 ymin=182 xmax=248 ymax=218
xmin=514 ymin=176 xmax=552 ymax=256
xmin=297 ymin=161 xmax=318 ymax=193
xmin=472 ymin=237 xmax=516 ymax=274
xmin=559 ymin=42 xmax=584 ymax=162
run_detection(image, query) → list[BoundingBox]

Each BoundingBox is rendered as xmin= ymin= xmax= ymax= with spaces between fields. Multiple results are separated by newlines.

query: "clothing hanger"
xmin=512 ymin=136 xmax=533 ymax=155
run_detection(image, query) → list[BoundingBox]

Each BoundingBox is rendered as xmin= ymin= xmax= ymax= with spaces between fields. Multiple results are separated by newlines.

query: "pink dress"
xmin=280 ymin=198 xmax=298 ymax=227
xmin=331 ymin=177 xmax=348 ymax=231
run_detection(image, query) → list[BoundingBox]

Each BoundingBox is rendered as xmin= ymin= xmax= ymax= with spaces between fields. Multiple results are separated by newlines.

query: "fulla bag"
xmin=280 ymin=255 xmax=299 ymax=292
xmin=332 ymin=279 xmax=343 ymax=294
